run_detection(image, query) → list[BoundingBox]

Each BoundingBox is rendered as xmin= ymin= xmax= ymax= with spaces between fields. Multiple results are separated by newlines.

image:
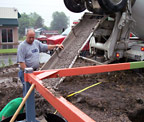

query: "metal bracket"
xmin=118 ymin=0 xmax=135 ymax=29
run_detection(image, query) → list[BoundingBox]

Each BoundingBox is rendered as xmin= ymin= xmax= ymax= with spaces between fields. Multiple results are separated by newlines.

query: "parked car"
xmin=36 ymin=35 xmax=48 ymax=44
xmin=47 ymin=27 xmax=71 ymax=45
xmin=48 ymin=27 xmax=89 ymax=56
xmin=36 ymin=30 xmax=59 ymax=44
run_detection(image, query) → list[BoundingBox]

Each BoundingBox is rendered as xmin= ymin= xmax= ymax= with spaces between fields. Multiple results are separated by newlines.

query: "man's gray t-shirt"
xmin=17 ymin=40 xmax=48 ymax=69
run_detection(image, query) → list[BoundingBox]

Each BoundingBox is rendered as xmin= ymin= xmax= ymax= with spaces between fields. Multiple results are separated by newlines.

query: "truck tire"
xmin=64 ymin=0 xmax=86 ymax=13
xmin=98 ymin=0 xmax=127 ymax=13
xmin=85 ymin=0 xmax=105 ymax=14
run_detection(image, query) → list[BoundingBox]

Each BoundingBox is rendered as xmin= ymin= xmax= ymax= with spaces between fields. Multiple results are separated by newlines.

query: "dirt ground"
xmin=0 ymin=59 xmax=144 ymax=122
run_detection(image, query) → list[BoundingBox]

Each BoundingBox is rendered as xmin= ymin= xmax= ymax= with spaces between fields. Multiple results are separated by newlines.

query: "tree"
xmin=18 ymin=13 xmax=30 ymax=38
xmin=29 ymin=12 xmax=44 ymax=28
xmin=34 ymin=16 xmax=44 ymax=28
xmin=29 ymin=12 xmax=39 ymax=26
xmin=50 ymin=11 xmax=69 ymax=31
xmin=18 ymin=12 xmax=69 ymax=39
xmin=18 ymin=12 xmax=45 ymax=38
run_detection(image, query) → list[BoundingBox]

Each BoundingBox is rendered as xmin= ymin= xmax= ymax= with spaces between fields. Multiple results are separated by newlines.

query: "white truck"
xmin=64 ymin=0 xmax=144 ymax=63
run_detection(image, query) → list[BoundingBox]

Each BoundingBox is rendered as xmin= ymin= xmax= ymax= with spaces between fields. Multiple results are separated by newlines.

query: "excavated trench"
xmin=1 ymin=59 xmax=144 ymax=122
xmin=128 ymin=109 xmax=144 ymax=122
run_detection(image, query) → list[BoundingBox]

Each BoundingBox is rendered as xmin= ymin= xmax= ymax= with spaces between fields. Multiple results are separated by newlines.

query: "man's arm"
xmin=19 ymin=62 xmax=26 ymax=71
xmin=48 ymin=44 xmax=64 ymax=50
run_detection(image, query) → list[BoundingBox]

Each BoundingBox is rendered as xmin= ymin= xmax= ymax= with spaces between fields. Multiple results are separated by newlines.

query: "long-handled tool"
xmin=10 ymin=84 xmax=35 ymax=122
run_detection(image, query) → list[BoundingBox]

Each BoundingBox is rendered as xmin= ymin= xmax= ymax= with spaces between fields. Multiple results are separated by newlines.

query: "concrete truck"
xmin=63 ymin=0 xmax=144 ymax=63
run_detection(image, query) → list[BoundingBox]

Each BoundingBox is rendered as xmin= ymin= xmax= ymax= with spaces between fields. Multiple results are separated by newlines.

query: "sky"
xmin=0 ymin=0 xmax=85 ymax=27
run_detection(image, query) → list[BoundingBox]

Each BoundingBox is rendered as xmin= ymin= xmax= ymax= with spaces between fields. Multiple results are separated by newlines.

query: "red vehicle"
xmin=36 ymin=30 xmax=59 ymax=44
xmin=37 ymin=27 xmax=70 ymax=44
xmin=47 ymin=27 xmax=70 ymax=45
xmin=37 ymin=26 xmax=89 ymax=56
xmin=37 ymin=35 xmax=48 ymax=44
xmin=48 ymin=27 xmax=89 ymax=56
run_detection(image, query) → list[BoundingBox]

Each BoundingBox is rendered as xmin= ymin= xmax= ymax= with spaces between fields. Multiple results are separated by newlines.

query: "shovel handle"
xmin=10 ymin=84 xmax=35 ymax=122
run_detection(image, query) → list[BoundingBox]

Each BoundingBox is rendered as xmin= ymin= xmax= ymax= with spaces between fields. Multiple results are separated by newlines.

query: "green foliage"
xmin=50 ymin=11 xmax=69 ymax=31
xmin=8 ymin=57 xmax=13 ymax=66
xmin=0 ymin=49 xmax=17 ymax=54
xmin=18 ymin=11 xmax=69 ymax=38
xmin=18 ymin=12 xmax=44 ymax=38
xmin=18 ymin=13 xmax=30 ymax=38
xmin=19 ymin=36 xmax=26 ymax=41
xmin=34 ymin=16 xmax=44 ymax=28
xmin=29 ymin=12 xmax=39 ymax=27
xmin=43 ymin=26 xmax=50 ymax=30
xmin=1 ymin=60 xmax=5 ymax=67
xmin=29 ymin=12 xmax=44 ymax=28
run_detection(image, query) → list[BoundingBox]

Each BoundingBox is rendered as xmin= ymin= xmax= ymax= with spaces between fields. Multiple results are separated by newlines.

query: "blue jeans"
xmin=18 ymin=69 xmax=26 ymax=97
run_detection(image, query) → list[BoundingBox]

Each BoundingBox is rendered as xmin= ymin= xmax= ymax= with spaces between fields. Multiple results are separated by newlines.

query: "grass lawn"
xmin=0 ymin=48 xmax=17 ymax=54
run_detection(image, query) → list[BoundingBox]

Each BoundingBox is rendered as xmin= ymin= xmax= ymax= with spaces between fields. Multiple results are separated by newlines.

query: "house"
xmin=0 ymin=7 xmax=20 ymax=48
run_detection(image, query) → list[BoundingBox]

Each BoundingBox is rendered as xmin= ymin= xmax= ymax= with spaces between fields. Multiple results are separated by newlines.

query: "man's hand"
xmin=56 ymin=44 xmax=64 ymax=49
xmin=19 ymin=62 xmax=27 ymax=71
xmin=48 ymin=44 xmax=64 ymax=50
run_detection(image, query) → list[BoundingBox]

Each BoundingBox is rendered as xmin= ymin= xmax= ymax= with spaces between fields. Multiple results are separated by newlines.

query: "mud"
xmin=0 ymin=60 xmax=144 ymax=122
xmin=0 ymin=64 xmax=54 ymax=119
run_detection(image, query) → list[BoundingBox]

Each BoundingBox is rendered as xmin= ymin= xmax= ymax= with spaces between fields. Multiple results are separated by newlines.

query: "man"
xmin=0 ymin=97 xmax=24 ymax=121
xmin=17 ymin=29 xmax=64 ymax=96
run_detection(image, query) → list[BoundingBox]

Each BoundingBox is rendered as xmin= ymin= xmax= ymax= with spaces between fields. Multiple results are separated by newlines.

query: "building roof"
xmin=0 ymin=7 xmax=20 ymax=19
xmin=0 ymin=18 xmax=18 ymax=26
